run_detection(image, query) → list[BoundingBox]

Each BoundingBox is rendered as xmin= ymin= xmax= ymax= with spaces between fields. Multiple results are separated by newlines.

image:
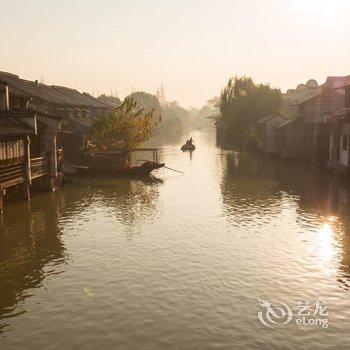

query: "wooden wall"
xmin=0 ymin=139 xmax=25 ymax=167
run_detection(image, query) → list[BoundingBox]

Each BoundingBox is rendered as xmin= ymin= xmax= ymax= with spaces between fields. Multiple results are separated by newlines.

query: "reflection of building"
xmin=0 ymin=193 xmax=66 ymax=334
xmin=221 ymin=152 xmax=350 ymax=290
xmin=220 ymin=153 xmax=284 ymax=224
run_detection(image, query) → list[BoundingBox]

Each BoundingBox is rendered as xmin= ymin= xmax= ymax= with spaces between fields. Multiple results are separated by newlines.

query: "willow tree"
xmin=217 ymin=76 xmax=282 ymax=150
xmin=89 ymin=97 xmax=159 ymax=151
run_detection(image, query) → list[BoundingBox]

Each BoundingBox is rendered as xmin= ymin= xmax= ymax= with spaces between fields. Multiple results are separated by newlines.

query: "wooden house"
xmin=256 ymin=114 xmax=287 ymax=156
xmin=51 ymin=85 xmax=112 ymax=157
xmin=0 ymin=78 xmax=64 ymax=211
xmin=297 ymin=76 xmax=349 ymax=167
xmin=327 ymin=78 xmax=350 ymax=172
xmin=275 ymin=117 xmax=306 ymax=159
xmin=0 ymin=112 xmax=33 ymax=212
xmin=0 ymin=71 xmax=114 ymax=160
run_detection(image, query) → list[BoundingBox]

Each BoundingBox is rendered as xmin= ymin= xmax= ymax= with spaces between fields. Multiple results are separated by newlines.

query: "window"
xmin=343 ymin=133 xmax=348 ymax=151
xmin=0 ymin=142 xmax=4 ymax=161
xmin=13 ymin=98 xmax=20 ymax=109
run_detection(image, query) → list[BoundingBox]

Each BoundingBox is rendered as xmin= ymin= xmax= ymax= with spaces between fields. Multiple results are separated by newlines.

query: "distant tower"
xmin=40 ymin=74 xmax=45 ymax=84
xmin=156 ymin=87 xmax=161 ymax=101
xmin=160 ymin=82 xmax=166 ymax=105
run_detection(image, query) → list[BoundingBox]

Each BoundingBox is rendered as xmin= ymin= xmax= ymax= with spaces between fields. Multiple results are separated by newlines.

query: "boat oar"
xmin=137 ymin=159 xmax=184 ymax=174
xmin=163 ymin=166 xmax=184 ymax=174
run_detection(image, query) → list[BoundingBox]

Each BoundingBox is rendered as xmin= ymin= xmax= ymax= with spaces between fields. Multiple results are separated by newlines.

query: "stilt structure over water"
xmin=0 ymin=71 xmax=115 ymax=212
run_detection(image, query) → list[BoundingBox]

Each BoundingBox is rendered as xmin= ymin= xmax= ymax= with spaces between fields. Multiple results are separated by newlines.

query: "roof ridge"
xmin=0 ymin=71 xmax=19 ymax=79
xmin=52 ymin=85 xmax=78 ymax=92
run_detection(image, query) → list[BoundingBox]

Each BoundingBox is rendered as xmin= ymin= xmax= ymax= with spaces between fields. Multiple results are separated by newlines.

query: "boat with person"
xmin=181 ymin=137 xmax=196 ymax=151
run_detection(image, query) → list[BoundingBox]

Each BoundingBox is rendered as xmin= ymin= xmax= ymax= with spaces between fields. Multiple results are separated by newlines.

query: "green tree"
xmin=89 ymin=97 xmax=158 ymax=151
xmin=217 ymin=76 xmax=282 ymax=150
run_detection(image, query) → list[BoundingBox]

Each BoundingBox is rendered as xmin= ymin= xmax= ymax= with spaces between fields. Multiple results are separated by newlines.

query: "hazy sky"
xmin=1 ymin=0 xmax=349 ymax=107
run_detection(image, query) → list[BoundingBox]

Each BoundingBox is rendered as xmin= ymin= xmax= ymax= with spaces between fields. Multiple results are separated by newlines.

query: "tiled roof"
xmin=257 ymin=113 xmax=285 ymax=124
xmin=276 ymin=118 xmax=301 ymax=129
xmin=296 ymin=85 xmax=326 ymax=105
xmin=335 ymin=76 xmax=350 ymax=89
xmin=51 ymin=85 xmax=112 ymax=109
xmin=296 ymin=76 xmax=350 ymax=105
xmin=325 ymin=75 xmax=350 ymax=89
xmin=0 ymin=71 xmax=111 ymax=109
xmin=0 ymin=112 xmax=34 ymax=136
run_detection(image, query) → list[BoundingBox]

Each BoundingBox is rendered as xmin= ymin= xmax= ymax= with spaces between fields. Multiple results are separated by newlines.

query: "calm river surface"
xmin=1 ymin=127 xmax=350 ymax=349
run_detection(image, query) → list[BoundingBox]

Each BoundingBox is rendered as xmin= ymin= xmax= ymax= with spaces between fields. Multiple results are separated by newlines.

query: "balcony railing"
xmin=30 ymin=156 xmax=49 ymax=179
xmin=0 ymin=163 xmax=26 ymax=188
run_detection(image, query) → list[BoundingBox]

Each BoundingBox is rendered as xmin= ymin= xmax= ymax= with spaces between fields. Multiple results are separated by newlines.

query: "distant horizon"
xmin=1 ymin=0 xmax=349 ymax=108
xmin=0 ymin=68 xmax=338 ymax=109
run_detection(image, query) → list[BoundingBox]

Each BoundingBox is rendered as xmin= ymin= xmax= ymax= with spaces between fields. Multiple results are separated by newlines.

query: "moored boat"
xmin=77 ymin=161 xmax=164 ymax=177
xmin=76 ymin=148 xmax=164 ymax=177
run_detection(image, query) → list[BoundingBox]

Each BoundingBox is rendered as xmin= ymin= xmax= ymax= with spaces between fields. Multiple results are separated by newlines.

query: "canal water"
xmin=1 ymin=127 xmax=350 ymax=349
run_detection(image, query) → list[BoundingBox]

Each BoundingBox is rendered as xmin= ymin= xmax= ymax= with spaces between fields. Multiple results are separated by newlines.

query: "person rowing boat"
xmin=181 ymin=137 xmax=196 ymax=151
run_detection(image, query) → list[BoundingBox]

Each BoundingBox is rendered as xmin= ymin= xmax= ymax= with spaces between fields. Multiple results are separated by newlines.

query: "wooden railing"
xmin=0 ymin=163 xmax=26 ymax=188
xmin=0 ymin=151 xmax=62 ymax=189
xmin=30 ymin=156 xmax=49 ymax=179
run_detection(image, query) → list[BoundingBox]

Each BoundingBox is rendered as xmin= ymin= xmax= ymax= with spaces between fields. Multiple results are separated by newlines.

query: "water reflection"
xmin=221 ymin=152 xmax=350 ymax=291
xmin=76 ymin=176 xmax=162 ymax=233
xmin=221 ymin=153 xmax=284 ymax=224
xmin=0 ymin=194 xmax=67 ymax=334
xmin=2 ymin=129 xmax=350 ymax=348
xmin=0 ymin=174 xmax=162 ymax=337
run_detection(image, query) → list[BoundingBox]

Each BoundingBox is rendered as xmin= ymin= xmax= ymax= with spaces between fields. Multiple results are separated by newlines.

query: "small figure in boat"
xmin=181 ymin=137 xmax=196 ymax=151
xmin=186 ymin=137 xmax=194 ymax=146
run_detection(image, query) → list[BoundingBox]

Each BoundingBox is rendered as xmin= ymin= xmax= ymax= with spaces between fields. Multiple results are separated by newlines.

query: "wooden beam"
xmin=0 ymin=187 xmax=3 ymax=214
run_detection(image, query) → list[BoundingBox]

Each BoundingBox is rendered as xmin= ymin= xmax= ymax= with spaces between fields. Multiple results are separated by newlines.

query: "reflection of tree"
xmin=0 ymin=195 xmax=66 ymax=335
xmin=66 ymin=176 xmax=162 ymax=237
xmin=98 ymin=177 xmax=161 ymax=235
xmin=221 ymin=153 xmax=284 ymax=225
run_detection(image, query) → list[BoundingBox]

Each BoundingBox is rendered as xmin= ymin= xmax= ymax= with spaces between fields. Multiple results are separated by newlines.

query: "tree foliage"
xmin=126 ymin=91 xmax=162 ymax=120
xmin=89 ymin=97 xmax=158 ymax=151
xmin=217 ymin=76 xmax=282 ymax=150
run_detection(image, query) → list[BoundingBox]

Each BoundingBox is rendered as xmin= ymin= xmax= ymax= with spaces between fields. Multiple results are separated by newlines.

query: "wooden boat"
xmin=119 ymin=161 xmax=165 ymax=176
xmin=76 ymin=148 xmax=164 ymax=177
xmin=77 ymin=160 xmax=164 ymax=177
xmin=181 ymin=143 xmax=196 ymax=151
